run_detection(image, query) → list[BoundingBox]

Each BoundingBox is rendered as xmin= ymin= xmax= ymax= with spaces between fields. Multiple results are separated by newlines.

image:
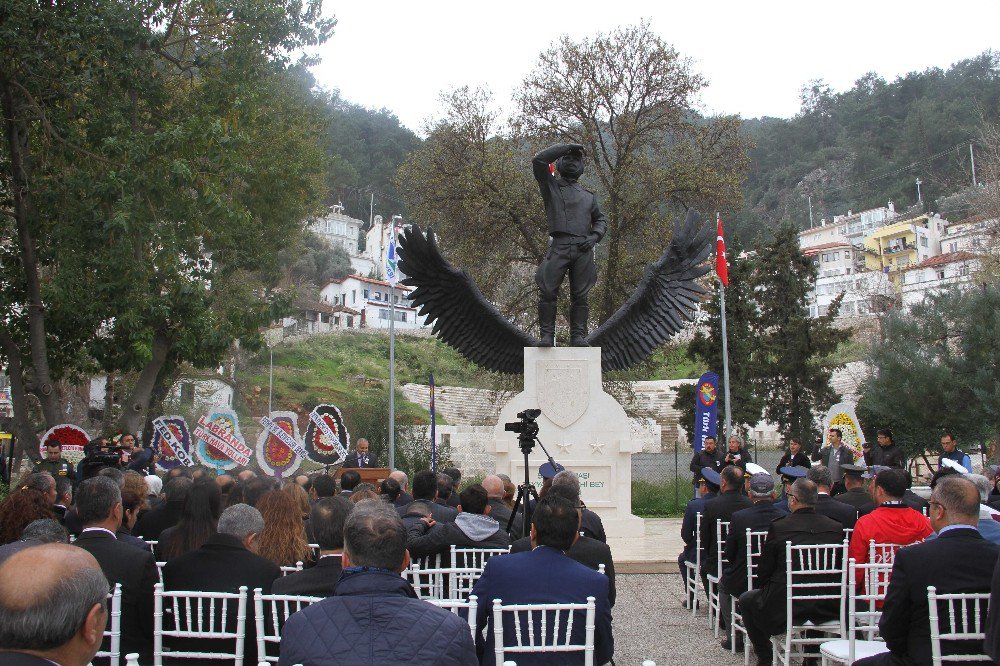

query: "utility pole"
xmin=915 ymin=178 xmax=923 ymax=206
xmin=971 ymin=142 xmax=978 ymax=187
xmin=808 ymin=196 xmax=815 ymax=228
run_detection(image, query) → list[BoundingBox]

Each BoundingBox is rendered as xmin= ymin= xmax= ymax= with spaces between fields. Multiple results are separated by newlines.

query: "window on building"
xmin=959 ymin=264 xmax=970 ymax=277
xmin=400 ymin=312 xmax=407 ymax=322
xmin=334 ymin=315 xmax=340 ymax=326
xmin=180 ymin=383 xmax=195 ymax=407
xmin=948 ymin=242 xmax=958 ymax=253
xmin=320 ymin=313 xmax=330 ymax=323
xmin=352 ymin=290 xmax=356 ymax=304
xmin=937 ymin=270 xmax=946 ymax=280
xmin=920 ymin=236 xmax=928 ymax=247
xmin=346 ymin=316 xmax=353 ymax=328
xmin=374 ymin=291 xmax=381 ymax=300
xmin=379 ymin=309 xmax=388 ymax=320
xmin=363 ymin=289 xmax=369 ymax=298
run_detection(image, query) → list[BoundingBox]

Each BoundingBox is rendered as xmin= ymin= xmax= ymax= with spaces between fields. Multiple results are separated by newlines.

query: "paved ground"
xmin=608 ymin=519 xmax=683 ymax=572
xmin=614 ymin=573 xmax=749 ymax=666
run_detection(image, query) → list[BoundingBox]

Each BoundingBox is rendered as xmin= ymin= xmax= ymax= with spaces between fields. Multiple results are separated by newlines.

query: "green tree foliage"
xmin=673 ymin=236 xmax=765 ymax=437
xmin=737 ymin=52 xmax=1000 ymax=241
xmin=398 ymin=24 xmax=751 ymax=328
xmin=283 ymin=231 xmax=353 ymax=287
xmin=857 ymin=286 xmax=1000 ymax=458
xmin=0 ymin=1 xmax=333 ymax=448
xmin=753 ymin=224 xmax=850 ymax=445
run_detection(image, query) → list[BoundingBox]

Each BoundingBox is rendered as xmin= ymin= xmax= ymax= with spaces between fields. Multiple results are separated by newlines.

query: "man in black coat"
xmin=0 ymin=543 xmax=109 ymax=666
xmin=679 ymin=468 xmax=720 ymax=606
xmin=389 ymin=470 xmax=414 ymax=507
xmin=341 ymin=437 xmax=371 ymax=469
xmin=719 ymin=472 xmax=787 ymax=650
xmin=834 ymin=464 xmax=876 ymax=517
xmin=509 ymin=529 xmax=616 ymax=606
xmin=397 ymin=470 xmax=457 ymax=524
xmin=690 ymin=436 xmax=725 ymax=492
xmin=775 ymin=438 xmax=812 ymax=474
xmin=701 ymin=465 xmax=753 ymax=629
xmin=273 ymin=497 xmax=351 ymax=598
xmin=71 ymin=477 xmax=157 ymax=663
xmin=405 ymin=484 xmax=510 ymax=560
xmin=134 ymin=476 xmax=191 ymax=541
xmin=808 ymin=465 xmax=859 ymax=529
xmin=738 ymin=479 xmax=846 ymax=666
xmin=483 ymin=474 xmax=514 ymax=529
xmin=858 ymin=476 xmax=1000 ymax=665
xmin=163 ymin=503 xmax=281 ymax=666
xmin=864 ymin=428 xmax=906 ymax=469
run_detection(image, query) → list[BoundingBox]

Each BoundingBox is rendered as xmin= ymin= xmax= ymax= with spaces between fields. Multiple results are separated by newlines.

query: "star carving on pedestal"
xmin=557 ymin=441 xmax=572 ymax=455
xmin=590 ymin=440 xmax=606 ymax=455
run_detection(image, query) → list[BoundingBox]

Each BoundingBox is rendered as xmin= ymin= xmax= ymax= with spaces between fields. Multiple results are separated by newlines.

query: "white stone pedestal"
xmin=488 ymin=347 xmax=646 ymax=538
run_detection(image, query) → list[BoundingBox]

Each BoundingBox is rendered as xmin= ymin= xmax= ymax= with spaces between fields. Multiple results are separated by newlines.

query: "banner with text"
xmin=693 ymin=372 xmax=720 ymax=452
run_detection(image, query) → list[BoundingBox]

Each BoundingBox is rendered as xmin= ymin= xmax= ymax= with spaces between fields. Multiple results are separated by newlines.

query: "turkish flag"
xmin=716 ymin=214 xmax=729 ymax=287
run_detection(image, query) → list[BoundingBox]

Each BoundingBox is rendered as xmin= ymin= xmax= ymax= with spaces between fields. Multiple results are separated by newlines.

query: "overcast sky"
xmin=312 ymin=1 xmax=998 ymax=133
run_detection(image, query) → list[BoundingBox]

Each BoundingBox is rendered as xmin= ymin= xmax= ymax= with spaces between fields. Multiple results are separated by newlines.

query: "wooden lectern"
xmin=334 ymin=467 xmax=390 ymax=486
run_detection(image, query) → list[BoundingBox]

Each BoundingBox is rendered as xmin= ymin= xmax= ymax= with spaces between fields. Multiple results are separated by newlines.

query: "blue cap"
xmin=539 ymin=462 xmax=565 ymax=479
xmin=700 ymin=467 xmax=722 ymax=487
xmin=779 ymin=466 xmax=808 ymax=480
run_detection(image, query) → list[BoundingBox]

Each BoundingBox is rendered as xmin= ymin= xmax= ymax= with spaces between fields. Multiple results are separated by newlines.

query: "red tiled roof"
xmin=330 ymin=304 xmax=361 ymax=315
xmin=910 ymin=251 xmax=977 ymax=270
xmin=327 ymin=274 xmax=413 ymax=291
xmin=802 ymin=241 xmax=851 ymax=256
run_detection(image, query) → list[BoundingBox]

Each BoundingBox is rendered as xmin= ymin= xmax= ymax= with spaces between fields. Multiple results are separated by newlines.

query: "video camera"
xmin=504 ymin=409 xmax=541 ymax=439
xmin=79 ymin=441 xmax=125 ymax=480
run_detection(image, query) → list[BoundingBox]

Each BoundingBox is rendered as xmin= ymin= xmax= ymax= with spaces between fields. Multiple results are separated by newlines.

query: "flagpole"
xmin=717 ymin=212 xmax=733 ymax=443
xmin=429 ymin=373 xmax=437 ymax=473
xmin=387 ymin=218 xmax=399 ymax=471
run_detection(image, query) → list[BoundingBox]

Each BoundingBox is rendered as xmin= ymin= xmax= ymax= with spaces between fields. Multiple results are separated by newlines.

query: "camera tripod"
xmin=505 ymin=431 xmax=560 ymax=540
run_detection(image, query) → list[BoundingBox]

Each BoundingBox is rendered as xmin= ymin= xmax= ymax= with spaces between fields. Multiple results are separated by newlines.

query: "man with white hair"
xmin=482 ymin=474 xmax=514 ymax=530
xmin=389 ymin=470 xmax=413 ymax=507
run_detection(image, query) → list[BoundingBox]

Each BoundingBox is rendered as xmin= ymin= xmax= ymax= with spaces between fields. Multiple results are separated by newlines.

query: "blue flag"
xmin=386 ymin=232 xmax=398 ymax=287
xmin=693 ymin=371 xmax=719 ymax=452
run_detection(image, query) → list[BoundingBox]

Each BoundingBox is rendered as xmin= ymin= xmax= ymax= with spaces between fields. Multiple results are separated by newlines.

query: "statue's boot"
xmin=538 ymin=302 xmax=556 ymax=347
xmin=570 ymin=303 xmax=590 ymax=346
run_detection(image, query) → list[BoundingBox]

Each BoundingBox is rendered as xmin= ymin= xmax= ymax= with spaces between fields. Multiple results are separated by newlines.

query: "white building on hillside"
xmin=799 ymin=204 xmax=898 ymax=254
xmin=900 ymin=251 xmax=980 ymax=309
xmin=308 ymin=204 xmax=377 ymax=277
xmin=320 ymin=275 xmax=426 ymax=331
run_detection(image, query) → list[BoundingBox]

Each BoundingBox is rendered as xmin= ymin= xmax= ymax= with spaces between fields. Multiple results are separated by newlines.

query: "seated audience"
xmin=279 ymin=502 xmax=476 ymax=665
xmin=236 ymin=468 xmax=257 ymax=483
xmin=282 ymin=482 xmax=311 ymax=520
xmin=501 ymin=477 xmax=516 ymax=508
xmin=156 ymin=480 xmax=221 ymax=561
xmin=339 ymin=470 xmax=361 ymax=497
xmin=553 ymin=470 xmax=606 ymax=543
xmin=436 ymin=473 xmax=457 ymax=508
xmin=483 ymin=474 xmax=514 ymax=532
xmin=0 ymin=484 xmax=54 ymax=546
xmin=442 ymin=466 xmax=463 ymax=508
xmin=145 ymin=474 xmax=164 ymax=509
xmin=389 ymin=470 xmax=414 ymax=506
xmin=855 ymin=476 xmax=1000 ymax=665
xmin=117 ymin=490 xmax=152 ymax=552
xmin=72 ymin=476 xmax=157 ymax=662
xmin=965 ymin=473 xmax=1000 ymax=545
xmin=719 ymin=472 xmax=787 ymax=650
xmin=901 ymin=470 xmax=930 ymax=514
xmin=272 ymin=497 xmax=353 ymax=597
xmin=214 ymin=473 xmax=235 ymax=504
xmin=807 ymin=465 xmax=858 ymax=528
xmin=379 ymin=477 xmax=402 ymax=505
xmin=134 ymin=476 xmax=191 ymax=541
xmin=0 ymin=543 xmax=109 ymax=666
xmin=350 ymin=488 xmax=379 ymax=504
xmin=849 ymin=467 xmax=931 ymax=587
xmin=0 ymin=518 xmax=68 ymax=565
xmin=256 ymin=490 xmax=313 ymax=567
xmin=310 ymin=473 xmax=337 ymax=501
xmin=471 ymin=494 xmax=613 ymax=665
xmin=244 ymin=477 xmax=277 ymax=507
xmin=406 ymin=484 xmax=511 ymax=560
xmin=397 ymin=470 xmax=457 ymax=523
xmin=737 ymin=479 xmax=845 ymax=666
xmin=773 ymin=465 xmax=807 ymax=512
xmin=833 ymin=464 xmax=875 ymax=517
xmin=53 ymin=476 xmax=73 ymax=522
xmin=678 ymin=467 xmax=720 ymax=606
xmin=509 ymin=482 xmax=617 ymax=606
xmin=164 ymin=504 xmax=281 ymax=666
xmin=701 ymin=465 xmax=753 ymax=611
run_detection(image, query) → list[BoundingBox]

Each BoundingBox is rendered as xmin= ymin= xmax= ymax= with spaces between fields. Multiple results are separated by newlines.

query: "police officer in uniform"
xmin=532 ymin=143 xmax=608 ymax=347
xmin=833 ymin=464 xmax=876 ymax=517
xmin=34 ymin=441 xmax=75 ymax=480
xmin=773 ymin=466 xmax=808 ymax=512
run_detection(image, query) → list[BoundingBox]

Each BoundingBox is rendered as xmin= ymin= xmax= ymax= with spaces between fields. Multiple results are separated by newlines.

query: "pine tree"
xmin=753 ymin=224 xmax=850 ymax=446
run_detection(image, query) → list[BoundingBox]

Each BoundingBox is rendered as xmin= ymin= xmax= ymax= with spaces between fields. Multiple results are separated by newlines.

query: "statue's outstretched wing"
xmin=587 ymin=209 xmax=713 ymax=371
xmin=398 ymin=225 xmax=538 ymax=374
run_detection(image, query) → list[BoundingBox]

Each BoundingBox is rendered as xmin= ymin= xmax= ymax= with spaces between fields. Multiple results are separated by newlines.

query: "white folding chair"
xmin=450 ymin=545 xmax=510 ymax=598
xmin=253 ymin=589 xmax=322 ymax=664
xmin=124 ymin=655 xmax=140 ymax=666
xmin=426 ymin=594 xmax=478 ymax=639
xmin=154 ymin=583 xmax=248 ymax=665
xmin=927 ymin=586 xmax=992 ymax=664
xmin=94 ymin=583 xmax=122 ymax=666
xmin=403 ymin=564 xmax=480 ymax=600
xmin=491 ymin=597 xmax=596 ymax=666
xmin=279 ymin=561 xmax=304 ymax=576
xmin=771 ymin=540 xmax=848 ymax=666
xmin=730 ymin=529 xmax=769 ymax=666
xmin=706 ymin=519 xmax=731 ymax=637
xmin=819 ymin=559 xmax=892 ymax=665
xmin=683 ymin=512 xmax=703 ymax=615
xmin=156 ymin=561 xmax=166 ymax=585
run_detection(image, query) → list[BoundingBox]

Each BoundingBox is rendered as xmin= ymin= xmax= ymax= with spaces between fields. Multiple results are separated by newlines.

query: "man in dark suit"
xmin=483 ymin=474 xmax=514 ymax=529
xmin=812 ymin=428 xmax=856 ymax=494
xmin=71 ymin=476 xmax=157 ymax=662
xmin=679 ymin=467 xmax=721 ymax=606
xmin=857 ymin=476 xmax=999 ymax=665
xmin=552 ymin=470 xmax=606 ymax=543
xmin=701 ymin=465 xmax=753 ymax=606
xmin=0 ymin=543 xmax=109 ymax=666
xmin=471 ymin=494 xmax=613 ymax=665
xmin=341 ymin=437 xmax=371 ymax=469
xmin=834 ymin=464 xmax=875 ymax=517
xmin=310 ymin=473 xmax=336 ymax=501
xmin=273 ymin=497 xmax=351 ymax=597
xmin=134 ymin=476 xmax=191 ymax=540
xmin=389 ymin=470 xmax=414 ymax=506
xmin=338 ymin=469 xmax=361 ymax=497
xmin=808 ymin=465 xmax=859 ymax=529
xmin=719 ymin=472 xmax=787 ymax=650
xmin=738 ymin=479 xmax=846 ymax=666
xmin=397 ymin=470 xmax=457 ymax=524
xmin=774 ymin=465 xmax=808 ymax=512
xmin=164 ymin=503 xmax=281 ymax=666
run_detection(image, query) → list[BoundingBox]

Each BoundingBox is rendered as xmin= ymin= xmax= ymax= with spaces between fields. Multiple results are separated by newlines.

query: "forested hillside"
xmin=730 ymin=51 xmax=1000 ymax=241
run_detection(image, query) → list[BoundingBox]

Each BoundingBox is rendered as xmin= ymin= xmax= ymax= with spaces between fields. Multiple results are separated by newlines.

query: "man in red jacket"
xmin=849 ymin=467 xmax=931 ymax=589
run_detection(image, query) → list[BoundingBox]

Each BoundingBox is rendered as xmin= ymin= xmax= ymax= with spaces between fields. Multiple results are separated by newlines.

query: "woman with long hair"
xmin=0 ymin=488 xmax=54 ymax=545
xmin=255 ymin=490 xmax=311 ymax=567
xmin=282 ymin=481 xmax=311 ymax=520
xmin=156 ymin=480 xmax=221 ymax=561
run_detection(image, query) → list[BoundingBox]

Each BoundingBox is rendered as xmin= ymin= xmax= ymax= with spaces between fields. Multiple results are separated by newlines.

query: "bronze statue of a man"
xmin=532 ymin=143 xmax=608 ymax=346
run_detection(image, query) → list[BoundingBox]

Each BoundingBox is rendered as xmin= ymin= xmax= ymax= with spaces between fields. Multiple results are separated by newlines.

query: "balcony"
xmin=882 ymin=241 xmax=915 ymax=255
